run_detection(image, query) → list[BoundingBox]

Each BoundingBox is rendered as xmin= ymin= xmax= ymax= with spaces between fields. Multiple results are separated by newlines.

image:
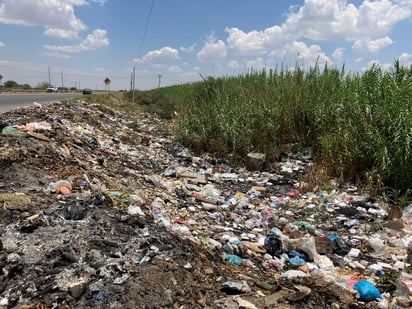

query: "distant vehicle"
xmin=82 ymin=88 xmax=92 ymax=95
xmin=46 ymin=85 xmax=58 ymax=92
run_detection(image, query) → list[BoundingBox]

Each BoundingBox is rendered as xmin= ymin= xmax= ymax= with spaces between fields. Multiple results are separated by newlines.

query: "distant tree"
xmin=104 ymin=77 xmax=111 ymax=92
xmin=4 ymin=80 xmax=18 ymax=88
xmin=22 ymin=84 xmax=31 ymax=89
xmin=37 ymin=82 xmax=49 ymax=89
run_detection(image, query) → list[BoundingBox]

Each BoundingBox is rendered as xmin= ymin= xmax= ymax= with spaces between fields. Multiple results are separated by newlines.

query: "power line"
xmin=133 ymin=0 xmax=155 ymax=101
xmin=137 ymin=0 xmax=155 ymax=59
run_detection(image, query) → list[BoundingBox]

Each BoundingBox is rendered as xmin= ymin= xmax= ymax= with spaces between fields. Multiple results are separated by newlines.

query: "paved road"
xmin=0 ymin=92 xmax=81 ymax=114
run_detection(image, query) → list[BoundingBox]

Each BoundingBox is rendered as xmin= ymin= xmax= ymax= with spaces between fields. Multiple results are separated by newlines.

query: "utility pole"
xmin=48 ymin=66 xmax=51 ymax=85
xmin=157 ymin=74 xmax=162 ymax=88
xmin=61 ymin=70 xmax=64 ymax=88
xmin=132 ymin=67 xmax=136 ymax=104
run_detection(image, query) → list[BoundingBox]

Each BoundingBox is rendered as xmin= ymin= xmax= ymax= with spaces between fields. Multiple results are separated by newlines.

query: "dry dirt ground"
xmin=0 ymin=99 xmax=392 ymax=308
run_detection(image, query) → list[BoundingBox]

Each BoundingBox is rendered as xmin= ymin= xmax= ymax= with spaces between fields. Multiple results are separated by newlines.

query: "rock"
xmin=246 ymin=152 xmax=266 ymax=171
xmin=236 ymin=297 xmax=258 ymax=309
xmin=388 ymin=205 xmax=402 ymax=220
xmin=68 ymin=282 xmax=87 ymax=299
xmin=62 ymin=200 xmax=87 ymax=220
xmin=264 ymin=289 xmax=290 ymax=306
xmin=383 ymin=219 xmax=405 ymax=230
xmin=287 ymin=285 xmax=311 ymax=302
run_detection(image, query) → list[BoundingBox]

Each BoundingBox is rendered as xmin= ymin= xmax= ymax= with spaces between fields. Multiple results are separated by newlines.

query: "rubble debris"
xmin=0 ymin=100 xmax=412 ymax=308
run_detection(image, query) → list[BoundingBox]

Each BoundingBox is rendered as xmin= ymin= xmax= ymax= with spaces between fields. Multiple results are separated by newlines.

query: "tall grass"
xmin=132 ymin=60 xmax=412 ymax=201
xmin=125 ymin=84 xmax=195 ymax=119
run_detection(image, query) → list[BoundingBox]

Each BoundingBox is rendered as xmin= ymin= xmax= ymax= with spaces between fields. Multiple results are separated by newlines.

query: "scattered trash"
xmin=264 ymin=231 xmax=284 ymax=257
xmin=353 ymin=280 xmax=382 ymax=301
xmin=1 ymin=100 xmax=412 ymax=308
xmin=91 ymin=289 xmax=106 ymax=301
xmin=221 ymin=281 xmax=251 ymax=294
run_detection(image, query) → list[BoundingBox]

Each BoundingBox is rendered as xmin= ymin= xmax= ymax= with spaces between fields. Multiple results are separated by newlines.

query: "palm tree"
xmin=104 ymin=77 xmax=111 ymax=93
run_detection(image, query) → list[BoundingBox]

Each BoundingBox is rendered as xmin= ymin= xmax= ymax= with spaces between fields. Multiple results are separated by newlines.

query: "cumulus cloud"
xmin=134 ymin=47 xmax=179 ymax=64
xmin=227 ymin=60 xmax=240 ymax=70
xmin=168 ymin=65 xmax=182 ymax=73
xmin=245 ymin=57 xmax=266 ymax=71
xmin=363 ymin=60 xmax=392 ymax=72
xmin=197 ymin=32 xmax=227 ymax=63
xmin=80 ymin=29 xmax=109 ymax=49
xmin=44 ymin=29 xmax=109 ymax=55
xmin=210 ymin=0 xmax=409 ymax=70
xmin=226 ymin=26 xmax=286 ymax=56
xmin=283 ymin=0 xmax=410 ymax=41
xmin=0 ymin=0 xmax=108 ymax=40
xmin=43 ymin=51 xmax=71 ymax=59
xmin=0 ymin=0 xmax=89 ymax=39
xmin=91 ymin=0 xmax=107 ymax=5
xmin=332 ymin=47 xmax=344 ymax=61
xmin=44 ymin=28 xmax=80 ymax=40
xmin=289 ymin=41 xmax=332 ymax=67
xmin=352 ymin=36 xmax=393 ymax=54
xmin=180 ymin=43 xmax=196 ymax=53
xmin=398 ymin=52 xmax=412 ymax=66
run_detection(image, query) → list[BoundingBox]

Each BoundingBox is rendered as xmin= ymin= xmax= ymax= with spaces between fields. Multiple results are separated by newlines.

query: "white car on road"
xmin=47 ymin=85 xmax=58 ymax=92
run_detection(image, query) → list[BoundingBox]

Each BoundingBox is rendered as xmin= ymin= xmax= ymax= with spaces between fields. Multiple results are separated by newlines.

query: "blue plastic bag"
xmin=91 ymin=290 xmax=106 ymax=301
xmin=224 ymin=254 xmax=244 ymax=266
xmin=353 ymin=280 xmax=382 ymax=301
xmin=289 ymin=256 xmax=306 ymax=268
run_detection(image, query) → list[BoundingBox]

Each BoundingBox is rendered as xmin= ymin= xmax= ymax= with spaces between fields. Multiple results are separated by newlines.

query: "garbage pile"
xmin=1 ymin=100 xmax=412 ymax=309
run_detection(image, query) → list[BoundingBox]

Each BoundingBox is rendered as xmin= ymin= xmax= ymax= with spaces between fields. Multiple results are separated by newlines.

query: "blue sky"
xmin=0 ymin=0 xmax=412 ymax=90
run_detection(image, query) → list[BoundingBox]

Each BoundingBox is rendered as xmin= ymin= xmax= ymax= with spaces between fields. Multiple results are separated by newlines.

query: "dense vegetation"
xmin=0 ymin=80 xmax=32 ymax=90
xmin=0 ymin=80 xmax=77 ymax=92
xmin=128 ymin=60 xmax=412 ymax=205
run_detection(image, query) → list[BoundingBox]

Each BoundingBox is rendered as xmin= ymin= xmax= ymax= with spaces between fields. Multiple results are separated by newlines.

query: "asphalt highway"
xmin=0 ymin=92 xmax=81 ymax=114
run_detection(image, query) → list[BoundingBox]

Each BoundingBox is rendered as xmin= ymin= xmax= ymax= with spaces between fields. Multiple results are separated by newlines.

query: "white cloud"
xmin=90 ymin=0 xmax=107 ymax=5
xmin=93 ymin=67 xmax=105 ymax=73
xmin=0 ymin=41 xmax=5 ymax=47
xmin=134 ymin=47 xmax=179 ymax=64
xmin=168 ymin=65 xmax=182 ymax=73
xmin=363 ymin=60 xmax=392 ymax=72
xmin=44 ymin=28 xmax=79 ymax=40
xmin=197 ymin=32 xmax=227 ymax=63
xmin=80 ymin=29 xmax=109 ymax=50
xmin=332 ymin=47 xmax=344 ymax=61
xmin=245 ymin=57 xmax=266 ymax=71
xmin=357 ymin=0 xmax=411 ymax=38
xmin=0 ymin=0 xmax=88 ymax=39
xmin=180 ymin=43 xmax=196 ymax=53
xmin=43 ymin=51 xmax=71 ymax=59
xmin=290 ymin=41 xmax=332 ymax=67
xmin=283 ymin=0 xmax=410 ymax=42
xmin=226 ymin=26 xmax=285 ymax=56
xmin=227 ymin=60 xmax=240 ymax=70
xmin=213 ymin=0 xmax=409 ymax=69
xmin=44 ymin=29 xmax=109 ymax=55
xmin=398 ymin=52 xmax=412 ymax=66
xmin=352 ymin=36 xmax=393 ymax=54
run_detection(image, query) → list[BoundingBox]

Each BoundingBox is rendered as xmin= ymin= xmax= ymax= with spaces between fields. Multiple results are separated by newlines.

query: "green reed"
xmin=135 ymin=60 xmax=412 ymax=200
